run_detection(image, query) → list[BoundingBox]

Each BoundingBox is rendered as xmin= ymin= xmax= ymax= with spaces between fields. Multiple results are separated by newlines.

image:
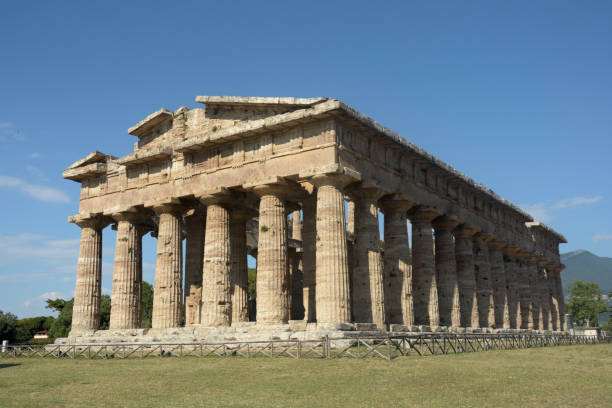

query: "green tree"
xmin=248 ymin=268 xmax=256 ymax=299
xmin=567 ymin=281 xmax=607 ymax=326
xmin=141 ymin=281 xmax=153 ymax=328
xmin=14 ymin=316 xmax=55 ymax=343
xmin=0 ymin=310 xmax=19 ymax=342
xmin=45 ymin=295 xmax=112 ymax=339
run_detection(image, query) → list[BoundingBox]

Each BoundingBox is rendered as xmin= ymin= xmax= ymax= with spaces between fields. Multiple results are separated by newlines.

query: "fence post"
xmin=297 ymin=339 xmax=302 ymax=359
xmin=324 ymin=335 xmax=330 ymax=359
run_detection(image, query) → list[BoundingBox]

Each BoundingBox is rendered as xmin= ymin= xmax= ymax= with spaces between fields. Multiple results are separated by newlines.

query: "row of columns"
xmin=70 ymin=176 xmax=566 ymax=333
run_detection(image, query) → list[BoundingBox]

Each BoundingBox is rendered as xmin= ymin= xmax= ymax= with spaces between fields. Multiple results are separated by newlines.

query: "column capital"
xmin=244 ymin=176 xmax=303 ymax=200
xmin=488 ymin=240 xmax=508 ymax=250
xmin=454 ymin=223 xmax=480 ymax=237
xmin=502 ymin=245 xmax=521 ymax=256
xmin=300 ymin=164 xmax=361 ymax=189
xmin=110 ymin=207 xmax=147 ymax=224
xmin=473 ymin=232 xmax=495 ymax=243
xmin=145 ymin=197 xmax=186 ymax=215
xmin=408 ymin=206 xmax=440 ymax=224
xmin=69 ymin=213 xmax=112 ymax=230
xmin=432 ymin=215 xmax=461 ymax=231
xmin=197 ymin=187 xmax=234 ymax=206
xmin=379 ymin=194 xmax=416 ymax=212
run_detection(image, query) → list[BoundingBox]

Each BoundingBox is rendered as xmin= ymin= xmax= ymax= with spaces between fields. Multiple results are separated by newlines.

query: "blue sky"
xmin=1 ymin=1 xmax=611 ymax=318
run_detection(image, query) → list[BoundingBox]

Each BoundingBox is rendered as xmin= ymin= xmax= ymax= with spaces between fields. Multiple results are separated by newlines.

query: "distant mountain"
xmin=560 ymin=250 xmax=612 ymax=297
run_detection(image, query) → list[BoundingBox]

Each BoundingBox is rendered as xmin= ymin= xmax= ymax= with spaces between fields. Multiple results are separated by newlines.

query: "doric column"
xmin=70 ymin=215 xmax=109 ymax=332
xmin=547 ymin=264 xmax=559 ymax=331
xmin=381 ymin=197 xmax=414 ymax=326
xmin=253 ymin=184 xmax=290 ymax=324
xmin=291 ymin=210 xmax=302 ymax=241
xmin=151 ymin=201 xmax=184 ymax=329
xmin=536 ymin=261 xmax=550 ymax=330
xmin=553 ymin=264 xmax=567 ymax=331
xmin=184 ymin=208 xmax=205 ymax=327
xmin=311 ymin=175 xmax=351 ymax=324
xmin=473 ymin=233 xmax=495 ymax=328
xmin=433 ymin=216 xmax=461 ymax=328
xmin=301 ymin=193 xmax=317 ymax=322
xmin=544 ymin=267 xmax=554 ymax=330
xmin=409 ymin=207 xmax=440 ymax=327
xmin=502 ymin=247 xmax=521 ymax=329
xmin=489 ymin=241 xmax=510 ymax=329
xmin=455 ymin=225 xmax=480 ymax=328
xmin=199 ymin=193 xmax=232 ymax=327
xmin=516 ymin=253 xmax=533 ymax=329
xmin=351 ymin=188 xmax=385 ymax=327
xmin=230 ymin=208 xmax=251 ymax=323
xmin=109 ymin=210 xmax=144 ymax=329
xmin=526 ymin=258 xmax=540 ymax=330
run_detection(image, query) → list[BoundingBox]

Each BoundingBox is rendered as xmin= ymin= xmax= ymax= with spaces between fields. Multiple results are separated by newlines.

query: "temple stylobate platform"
xmin=60 ymin=95 xmax=568 ymax=344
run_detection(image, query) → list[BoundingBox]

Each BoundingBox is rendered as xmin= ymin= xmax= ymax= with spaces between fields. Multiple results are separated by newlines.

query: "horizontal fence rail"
xmin=1 ymin=333 xmax=609 ymax=360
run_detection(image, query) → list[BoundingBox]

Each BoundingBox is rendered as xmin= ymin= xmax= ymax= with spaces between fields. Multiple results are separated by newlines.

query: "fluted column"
xmin=433 ymin=216 xmax=461 ymax=328
xmin=110 ymin=211 xmax=144 ymax=329
xmin=301 ymin=193 xmax=317 ymax=322
xmin=489 ymin=241 xmax=510 ymax=329
xmin=352 ymin=188 xmax=385 ymax=327
xmin=409 ymin=207 xmax=440 ymax=327
xmin=381 ymin=198 xmax=414 ymax=326
xmin=230 ymin=208 xmax=251 ymax=323
xmin=184 ymin=208 xmax=205 ymax=327
xmin=502 ymin=248 xmax=521 ymax=329
xmin=526 ymin=258 xmax=540 ymax=330
xmin=516 ymin=254 xmax=534 ymax=330
xmin=536 ymin=262 xmax=550 ymax=330
xmin=312 ymin=175 xmax=351 ymax=324
xmin=151 ymin=203 xmax=184 ymax=329
xmin=71 ymin=215 xmax=109 ymax=332
xmin=547 ymin=264 xmax=559 ymax=331
xmin=455 ymin=225 xmax=480 ymax=328
xmin=199 ymin=197 xmax=232 ymax=327
xmin=254 ymin=185 xmax=289 ymax=324
xmin=289 ymin=247 xmax=304 ymax=320
xmin=473 ymin=233 xmax=495 ymax=328
xmin=553 ymin=265 xmax=567 ymax=331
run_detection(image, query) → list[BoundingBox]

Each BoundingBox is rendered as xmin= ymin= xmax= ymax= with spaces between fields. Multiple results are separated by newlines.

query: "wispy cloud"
xmin=0 ymin=122 xmax=25 ymax=142
xmin=25 ymin=165 xmax=48 ymax=181
xmin=0 ymin=233 xmax=79 ymax=266
xmin=24 ymin=291 xmax=67 ymax=308
xmin=593 ymin=234 xmax=612 ymax=243
xmin=0 ymin=175 xmax=69 ymax=203
xmin=522 ymin=195 xmax=603 ymax=223
xmin=552 ymin=196 xmax=603 ymax=209
xmin=30 ymin=152 xmax=41 ymax=158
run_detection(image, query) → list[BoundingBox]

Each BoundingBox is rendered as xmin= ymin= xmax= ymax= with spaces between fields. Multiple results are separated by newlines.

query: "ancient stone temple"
xmin=62 ymin=96 xmax=567 ymax=343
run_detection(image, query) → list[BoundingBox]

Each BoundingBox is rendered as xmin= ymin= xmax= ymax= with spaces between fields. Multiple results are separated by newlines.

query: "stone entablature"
xmin=63 ymin=95 xmax=568 ymax=339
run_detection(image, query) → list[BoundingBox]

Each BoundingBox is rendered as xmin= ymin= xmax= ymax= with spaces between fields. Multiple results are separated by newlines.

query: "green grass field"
xmin=1 ymin=344 xmax=610 ymax=407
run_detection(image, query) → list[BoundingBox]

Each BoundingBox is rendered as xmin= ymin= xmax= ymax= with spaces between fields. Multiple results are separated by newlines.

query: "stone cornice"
xmin=115 ymin=146 xmax=172 ymax=167
xmin=128 ymin=108 xmax=173 ymax=138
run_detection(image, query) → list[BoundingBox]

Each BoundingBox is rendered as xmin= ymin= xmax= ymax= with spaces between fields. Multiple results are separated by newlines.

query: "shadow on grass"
xmin=0 ymin=363 xmax=21 ymax=369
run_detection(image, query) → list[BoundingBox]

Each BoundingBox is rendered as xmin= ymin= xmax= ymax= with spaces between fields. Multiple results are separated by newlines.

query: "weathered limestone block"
xmin=151 ymin=203 xmax=184 ymax=329
xmin=255 ymin=186 xmax=289 ymax=324
xmin=301 ymin=193 xmax=317 ymax=322
xmin=502 ymin=248 xmax=521 ymax=329
xmin=71 ymin=216 xmax=108 ymax=332
xmin=184 ymin=208 xmax=205 ymax=326
xmin=473 ymin=233 xmax=495 ymax=328
xmin=489 ymin=241 xmax=510 ymax=329
xmin=536 ymin=264 xmax=550 ymax=330
xmin=455 ymin=225 xmax=479 ymax=328
xmin=200 ymin=201 xmax=232 ymax=326
xmin=381 ymin=198 xmax=414 ymax=326
xmin=351 ymin=189 xmax=385 ymax=327
xmin=552 ymin=265 xmax=567 ymax=331
xmin=409 ymin=207 xmax=440 ymax=327
xmin=291 ymin=209 xmax=302 ymax=241
xmin=433 ymin=216 xmax=461 ymax=328
xmin=230 ymin=208 xmax=251 ymax=323
xmin=312 ymin=175 xmax=351 ymax=324
xmin=110 ymin=211 xmax=144 ymax=329
xmin=547 ymin=265 xmax=559 ymax=331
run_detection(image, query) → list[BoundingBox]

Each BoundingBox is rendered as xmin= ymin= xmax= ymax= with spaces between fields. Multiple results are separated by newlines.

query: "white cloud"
xmin=0 ymin=122 xmax=25 ymax=142
xmin=24 ymin=291 xmax=67 ymax=308
xmin=593 ymin=234 xmax=612 ymax=243
xmin=521 ymin=203 xmax=553 ymax=223
xmin=522 ymin=195 xmax=603 ymax=223
xmin=25 ymin=165 xmax=48 ymax=181
xmin=102 ymin=287 xmax=112 ymax=295
xmin=0 ymin=174 xmax=69 ymax=203
xmin=552 ymin=196 xmax=603 ymax=209
xmin=0 ymin=233 xmax=79 ymax=266
xmin=30 ymin=152 xmax=41 ymax=158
